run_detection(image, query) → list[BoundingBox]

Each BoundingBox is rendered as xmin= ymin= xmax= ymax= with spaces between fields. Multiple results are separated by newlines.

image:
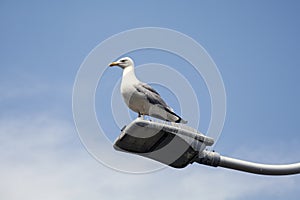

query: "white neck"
xmin=122 ymin=65 xmax=139 ymax=83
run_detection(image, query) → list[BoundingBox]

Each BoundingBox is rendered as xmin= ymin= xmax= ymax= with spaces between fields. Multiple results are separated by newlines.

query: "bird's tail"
xmin=165 ymin=108 xmax=188 ymax=124
xmin=175 ymin=117 xmax=188 ymax=124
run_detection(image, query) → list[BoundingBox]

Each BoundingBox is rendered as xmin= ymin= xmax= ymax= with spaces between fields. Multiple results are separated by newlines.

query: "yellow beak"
xmin=109 ymin=62 xmax=119 ymax=67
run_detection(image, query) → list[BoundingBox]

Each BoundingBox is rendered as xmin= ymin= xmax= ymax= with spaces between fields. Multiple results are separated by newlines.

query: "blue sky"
xmin=1 ymin=0 xmax=300 ymax=199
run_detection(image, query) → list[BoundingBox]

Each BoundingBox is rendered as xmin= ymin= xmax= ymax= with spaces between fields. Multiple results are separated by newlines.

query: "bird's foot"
xmin=137 ymin=113 xmax=145 ymax=120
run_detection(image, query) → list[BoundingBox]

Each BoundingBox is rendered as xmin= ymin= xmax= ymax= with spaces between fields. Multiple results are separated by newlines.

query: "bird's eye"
xmin=120 ymin=59 xmax=126 ymax=62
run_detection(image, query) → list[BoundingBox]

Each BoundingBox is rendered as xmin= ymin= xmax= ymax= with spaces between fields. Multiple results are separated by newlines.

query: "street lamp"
xmin=114 ymin=118 xmax=300 ymax=175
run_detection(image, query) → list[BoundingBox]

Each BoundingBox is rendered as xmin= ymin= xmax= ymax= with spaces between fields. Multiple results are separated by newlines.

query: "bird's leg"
xmin=138 ymin=112 xmax=145 ymax=120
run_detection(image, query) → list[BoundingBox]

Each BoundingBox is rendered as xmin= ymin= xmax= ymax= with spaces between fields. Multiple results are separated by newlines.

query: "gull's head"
xmin=109 ymin=57 xmax=134 ymax=69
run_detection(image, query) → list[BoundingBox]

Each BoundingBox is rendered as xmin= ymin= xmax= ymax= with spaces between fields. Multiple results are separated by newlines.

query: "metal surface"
xmin=218 ymin=155 xmax=300 ymax=175
xmin=114 ymin=118 xmax=214 ymax=168
xmin=195 ymin=151 xmax=300 ymax=176
xmin=114 ymin=119 xmax=300 ymax=175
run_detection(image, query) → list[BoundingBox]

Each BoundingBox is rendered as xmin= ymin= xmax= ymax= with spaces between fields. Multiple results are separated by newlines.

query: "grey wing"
xmin=134 ymin=83 xmax=172 ymax=110
xmin=140 ymin=83 xmax=160 ymax=95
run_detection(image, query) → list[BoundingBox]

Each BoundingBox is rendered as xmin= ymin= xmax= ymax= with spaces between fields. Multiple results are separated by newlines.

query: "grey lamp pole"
xmin=196 ymin=150 xmax=300 ymax=175
xmin=114 ymin=118 xmax=300 ymax=176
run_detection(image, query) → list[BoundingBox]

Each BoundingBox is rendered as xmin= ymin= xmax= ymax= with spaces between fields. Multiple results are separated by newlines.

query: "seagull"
xmin=109 ymin=57 xmax=187 ymax=124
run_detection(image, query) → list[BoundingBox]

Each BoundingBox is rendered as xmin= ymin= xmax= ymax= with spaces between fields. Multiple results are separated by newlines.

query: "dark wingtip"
xmin=163 ymin=107 xmax=188 ymax=124
xmin=175 ymin=118 xmax=188 ymax=124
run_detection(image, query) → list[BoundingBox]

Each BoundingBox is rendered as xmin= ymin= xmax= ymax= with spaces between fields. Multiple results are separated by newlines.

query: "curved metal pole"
xmin=196 ymin=151 xmax=300 ymax=175
xmin=219 ymin=156 xmax=300 ymax=175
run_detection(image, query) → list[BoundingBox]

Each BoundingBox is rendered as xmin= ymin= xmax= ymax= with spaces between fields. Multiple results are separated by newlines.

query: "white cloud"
xmin=0 ymin=115 xmax=299 ymax=200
